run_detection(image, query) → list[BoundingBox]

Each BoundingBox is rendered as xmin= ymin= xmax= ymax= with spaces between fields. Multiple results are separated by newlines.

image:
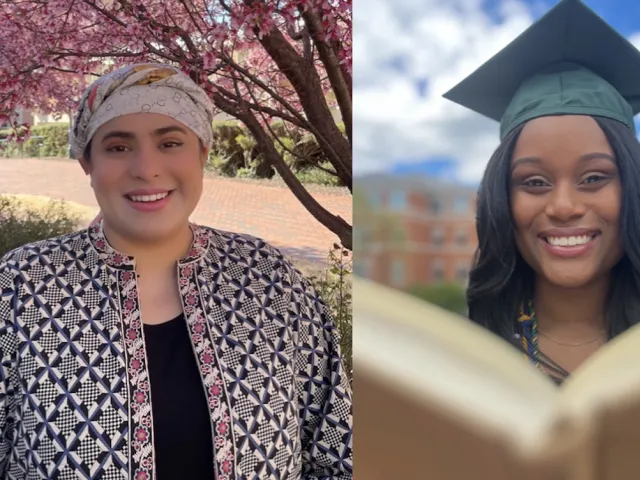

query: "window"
xmin=453 ymin=197 xmax=468 ymax=214
xmin=455 ymin=228 xmax=467 ymax=246
xmin=430 ymin=198 xmax=442 ymax=215
xmin=432 ymin=260 xmax=444 ymax=282
xmin=388 ymin=191 xmax=406 ymax=210
xmin=432 ymin=268 xmax=444 ymax=282
xmin=432 ymin=226 xmax=445 ymax=246
xmin=391 ymin=259 xmax=405 ymax=287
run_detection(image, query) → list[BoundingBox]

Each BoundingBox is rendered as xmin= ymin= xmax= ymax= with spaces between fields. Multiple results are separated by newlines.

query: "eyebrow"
xmin=100 ymin=125 xmax=188 ymax=143
xmin=511 ymin=152 xmax=616 ymax=170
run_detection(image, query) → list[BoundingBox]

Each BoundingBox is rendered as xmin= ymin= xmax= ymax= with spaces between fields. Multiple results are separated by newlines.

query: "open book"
xmin=354 ymin=278 xmax=640 ymax=480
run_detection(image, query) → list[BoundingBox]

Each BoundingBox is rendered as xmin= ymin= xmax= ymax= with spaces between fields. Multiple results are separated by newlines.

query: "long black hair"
xmin=467 ymin=116 xmax=640 ymax=341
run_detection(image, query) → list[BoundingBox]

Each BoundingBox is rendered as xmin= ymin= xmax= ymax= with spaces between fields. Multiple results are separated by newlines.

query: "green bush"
xmin=21 ymin=137 xmax=42 ymax=157
xmin=206 ymin=154 xmax=234 ymax=176
xmin=0 ymin=196 xmax=79 ymax=257
xmin=37 ymin=123 xmax=69 ymax=157
xmin=206 ymin=122 xmax=246 ymax=176
xmin=236 ymin=167 xmax=255 ymax=178
xmin=306 ymin=245 xmax=352 ymax=381
xmin=0 ymin=143 xmax=21 ymax=158
xmin=0 ymin=123 xmax=68 ymax=158
xmin=292 ymin=163 xmax=341 ymax=186
xmin=270 ymin=121 xmax=304 ymax=143
xmin=407 ymin=282 xmax=468 ymax=315
xmin=207 ymin=121 xmax=345 ymax=186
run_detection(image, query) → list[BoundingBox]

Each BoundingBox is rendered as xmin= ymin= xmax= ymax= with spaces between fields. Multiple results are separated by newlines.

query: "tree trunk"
xmin=301 ymin=9 xmax=352 ymax=146
xmin=244 ymin=114 xmax=353 ymax=249
xmin=252 ymin=19 xmax=352 ymax=191
xmin=217 ymin=99 xmax=352 ymax=249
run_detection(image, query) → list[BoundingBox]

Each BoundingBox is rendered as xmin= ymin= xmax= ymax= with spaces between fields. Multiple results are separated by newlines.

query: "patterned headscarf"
xmin=70 ymin=63 xmax=215 ymax=159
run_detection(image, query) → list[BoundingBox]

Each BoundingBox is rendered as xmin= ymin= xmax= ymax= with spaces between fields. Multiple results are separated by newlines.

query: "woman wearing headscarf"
xmin=444 ymin=0 xmax=640 ymax=385
xmin=0 ymin=64 xmax=352 ymax=479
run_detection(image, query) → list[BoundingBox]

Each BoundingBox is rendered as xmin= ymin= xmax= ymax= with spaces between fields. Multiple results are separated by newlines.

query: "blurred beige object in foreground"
xmin=353 ymin=278 xmax=640 ymax=480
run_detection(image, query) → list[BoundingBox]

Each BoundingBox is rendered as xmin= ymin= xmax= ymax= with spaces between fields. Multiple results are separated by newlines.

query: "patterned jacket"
xmin=0 ymin=223 xmax=353 ymax=479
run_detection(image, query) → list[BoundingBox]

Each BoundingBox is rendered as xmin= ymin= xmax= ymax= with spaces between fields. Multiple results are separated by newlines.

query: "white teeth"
xmin=545 ymin=235 xmax=594 ymax=246
xmin=128 ymin=192 xmax=169 ymax=202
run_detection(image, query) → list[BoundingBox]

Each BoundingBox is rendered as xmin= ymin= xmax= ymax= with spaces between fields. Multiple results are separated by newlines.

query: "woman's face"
xmin=510 ymin=115 xmax=623 ymax=288
xmin=79 ymin=113 xmax=207 ymax=244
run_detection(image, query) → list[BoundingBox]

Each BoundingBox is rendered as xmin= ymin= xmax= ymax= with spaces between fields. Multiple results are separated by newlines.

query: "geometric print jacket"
xmin=0 ymin=223 xmax=353 ymax=479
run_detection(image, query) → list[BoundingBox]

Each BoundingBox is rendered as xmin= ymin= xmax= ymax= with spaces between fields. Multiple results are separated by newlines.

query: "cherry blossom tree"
xmin=0 ymin=0 xmax=353 ymax=249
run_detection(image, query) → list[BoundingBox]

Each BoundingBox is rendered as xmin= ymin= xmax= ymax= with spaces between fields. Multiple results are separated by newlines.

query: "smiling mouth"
xmin=540 ymin=233 xmax=599 ymax=247
xmin=125 ymin=191 xmax=174 ymax=203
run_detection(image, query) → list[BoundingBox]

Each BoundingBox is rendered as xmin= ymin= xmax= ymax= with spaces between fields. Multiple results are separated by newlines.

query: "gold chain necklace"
xmin=538 ymin=330 xmax=604 ymax=347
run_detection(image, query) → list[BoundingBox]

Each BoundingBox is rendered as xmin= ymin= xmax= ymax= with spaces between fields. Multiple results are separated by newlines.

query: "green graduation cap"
xmin=443 ymin=0 xmax=640 ymax=140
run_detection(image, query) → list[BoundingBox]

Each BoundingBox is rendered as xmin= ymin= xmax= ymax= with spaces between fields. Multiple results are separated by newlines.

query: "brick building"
xmin=355 ymin=174 xmax=478 ymax=289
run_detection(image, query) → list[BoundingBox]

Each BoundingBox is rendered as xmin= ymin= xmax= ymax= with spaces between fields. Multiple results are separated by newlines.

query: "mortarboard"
xmin=443 ymin=0 xmax=640 ymax=140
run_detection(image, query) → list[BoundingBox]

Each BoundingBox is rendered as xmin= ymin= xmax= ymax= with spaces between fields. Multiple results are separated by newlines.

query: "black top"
xmin=144 ymin=314 xmax=215 ymax=479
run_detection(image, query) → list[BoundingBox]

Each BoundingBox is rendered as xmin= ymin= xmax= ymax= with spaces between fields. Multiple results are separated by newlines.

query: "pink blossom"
xmin=0 ymin=0 xmax=353 ymax=247
xmin=0 ymin=0 xmax=350 ymax=131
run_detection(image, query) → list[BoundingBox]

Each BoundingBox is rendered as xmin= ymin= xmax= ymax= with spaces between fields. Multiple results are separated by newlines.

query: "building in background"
xmin=1 ymin=108 xmax=72 ymax=128
xmin=355 ymin=174 xmax=477 ymax=290
xmin=13 ymin=108 xmax=72 ymax=126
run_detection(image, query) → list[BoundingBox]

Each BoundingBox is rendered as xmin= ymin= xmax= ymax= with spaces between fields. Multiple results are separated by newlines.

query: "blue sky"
xmin=354 ymin=0 xmax=640 ymax=184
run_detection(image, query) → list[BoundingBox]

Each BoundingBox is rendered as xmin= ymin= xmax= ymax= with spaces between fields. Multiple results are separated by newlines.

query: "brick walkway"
xmin=0 ymin=159 xmax=352 ymax=267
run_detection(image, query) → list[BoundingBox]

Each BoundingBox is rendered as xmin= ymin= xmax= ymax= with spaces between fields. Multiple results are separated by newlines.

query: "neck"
xmin=533 ymin=275 xmax=610 ymax=336
xmin=102 ymin=221 xmax=193 ymax=274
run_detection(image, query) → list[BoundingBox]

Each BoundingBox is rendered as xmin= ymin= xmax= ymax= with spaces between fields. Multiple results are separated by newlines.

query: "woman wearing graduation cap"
xmin=444 ymin=0 xmax=640 ymax=385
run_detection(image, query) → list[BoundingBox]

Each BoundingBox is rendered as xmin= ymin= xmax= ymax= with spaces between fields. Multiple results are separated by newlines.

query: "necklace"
xmin=518 ymin=300 xmax=540 ymax=367
xmin=538 ymin=330 xmax=604 ymax=347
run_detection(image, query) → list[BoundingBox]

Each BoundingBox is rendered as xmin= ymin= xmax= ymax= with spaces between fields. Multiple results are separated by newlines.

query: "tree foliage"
xmin=407 ymin=283 xmax=468 ymax=316
xmin=0 ymin=0 xmax=353 ymax=247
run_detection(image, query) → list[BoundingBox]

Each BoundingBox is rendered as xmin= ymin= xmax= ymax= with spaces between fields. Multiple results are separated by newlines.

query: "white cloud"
xmin=353 ymin=0 xmax=640 ymax=183
xmin=630 ymin=32 xmax=640 ymax=50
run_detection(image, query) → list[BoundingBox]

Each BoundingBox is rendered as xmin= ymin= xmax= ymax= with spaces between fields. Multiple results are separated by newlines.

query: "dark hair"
xmin=467 ymin=116 xmax=640 ymax=341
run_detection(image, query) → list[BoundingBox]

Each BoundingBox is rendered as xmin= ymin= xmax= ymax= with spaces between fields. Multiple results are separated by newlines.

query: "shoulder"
xmin=196 ymin=224 xmax=306 ymax=281
xmin=1 ymin=229 xmax=89 ymax=271
xmin=199 ymin=224 xmax=288 ymax=265
xmin=0 ymin=257 xmax=18 ymax=343
xmin=195 ymin=225 xmax=331 ymax=322
xmin=0 ymin=255 xmax=16 ymax=292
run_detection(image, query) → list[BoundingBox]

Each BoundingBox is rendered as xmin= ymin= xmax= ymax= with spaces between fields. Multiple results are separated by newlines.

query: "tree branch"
xmin=244 ymin=79 xmax=338 ymax=178
xmin=219 ymin=99 xmax=351 ymax=248
xmin=214 ymin=84 xmax=307 ymax=129
xmin=300 ymin=7 xmax=352 ymax=145
xmin=215 ymin=50 xmax=347 ymax=179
